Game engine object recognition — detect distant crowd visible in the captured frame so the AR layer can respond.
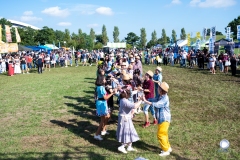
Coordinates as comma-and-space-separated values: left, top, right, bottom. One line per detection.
0, 46, 239, 76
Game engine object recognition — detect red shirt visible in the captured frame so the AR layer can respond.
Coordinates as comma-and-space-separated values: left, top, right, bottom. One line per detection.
143, 79, 154, 99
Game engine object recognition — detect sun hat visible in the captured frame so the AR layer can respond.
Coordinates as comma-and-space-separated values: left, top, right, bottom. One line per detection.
156, 66, 162, 72
130, 59, 135, 63
121, 70, 127, 75
123, 73, 131, 80
158, 82, 169, 93
136, 56, 140, 59
129, 55, 133, 58
146, 70, 153, 77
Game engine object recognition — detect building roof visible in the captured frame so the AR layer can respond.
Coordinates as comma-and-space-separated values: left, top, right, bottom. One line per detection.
8, 19, 40, 30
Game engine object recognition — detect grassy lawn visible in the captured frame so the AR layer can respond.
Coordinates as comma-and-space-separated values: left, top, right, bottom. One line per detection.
0, 63, 240, 160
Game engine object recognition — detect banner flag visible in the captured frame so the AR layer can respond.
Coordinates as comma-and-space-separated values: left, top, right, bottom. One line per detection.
211, 26, 216, 41
237, 25, 240, 40
0, 25, 2, 42
196, 32, 201, 39
5, 25, 12, 42
187, 33, 191, 46
15, 27, 21, 43
202, 28, 207, 41
226, 27, 231, 40
0, 43, 18, 53
208, 37, 214, 53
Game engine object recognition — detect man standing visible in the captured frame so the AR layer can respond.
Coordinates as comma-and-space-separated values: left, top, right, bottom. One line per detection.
133, 56, 142, 75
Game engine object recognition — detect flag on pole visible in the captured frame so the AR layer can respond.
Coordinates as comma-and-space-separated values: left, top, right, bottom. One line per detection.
237, 25, 240, 40
226, 27, 231, 40
203, 28, 207, 41
187, 33, 191, 46
209, 37, 214, 53
15, 27, 21, 43
211, 26, 216, 41
196, 32, 201, 39
5, 25, 12, 42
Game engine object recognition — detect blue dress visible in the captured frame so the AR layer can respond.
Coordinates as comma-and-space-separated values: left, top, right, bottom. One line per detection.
96, 86, 109, 116
153, 73, 162, 97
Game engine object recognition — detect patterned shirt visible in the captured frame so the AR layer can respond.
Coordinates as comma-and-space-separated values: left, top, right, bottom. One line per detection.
149, 94, 171, 124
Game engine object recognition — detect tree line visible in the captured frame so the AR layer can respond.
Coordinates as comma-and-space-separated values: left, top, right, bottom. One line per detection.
1, 16, 237, 51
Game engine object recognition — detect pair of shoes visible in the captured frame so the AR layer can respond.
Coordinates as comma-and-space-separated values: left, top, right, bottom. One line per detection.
101, 131, 110, 136
94, 134, 103, 141
143, 122, 150, 128
159, 150, 170, 157
118, 146, 127, 154
127, 146, 137, 152
153, 119, 158, 125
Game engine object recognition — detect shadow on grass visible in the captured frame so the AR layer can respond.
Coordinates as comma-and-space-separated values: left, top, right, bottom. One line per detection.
50, 119, 119, 154
0, 150, 106, 160
170, 152, 192, 160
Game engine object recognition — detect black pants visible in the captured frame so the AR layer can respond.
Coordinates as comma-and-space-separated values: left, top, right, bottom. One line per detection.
38, 64, 43, 73
231, 66, 236, 76
199, 61, 204, 69
163, 58, 168, 65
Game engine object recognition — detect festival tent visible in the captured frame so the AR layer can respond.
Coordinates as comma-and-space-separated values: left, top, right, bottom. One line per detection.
18, 45, 33, 51
169, 40, 188, 47
107, 42, 126, 48
44, 44, 59, 50
213, 38, 235, 56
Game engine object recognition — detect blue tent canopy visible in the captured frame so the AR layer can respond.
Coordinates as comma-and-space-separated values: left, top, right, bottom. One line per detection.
26, 46, 52, 52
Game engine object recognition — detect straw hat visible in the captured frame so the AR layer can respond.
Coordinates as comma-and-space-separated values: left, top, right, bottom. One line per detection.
129, 55, 133, 58
158, 82, 169, 93
136, 56, 140, 59
146, 70, 153, 77
156, 66, 162, 72
128, 64, 133, 69
123, 74, 131, 80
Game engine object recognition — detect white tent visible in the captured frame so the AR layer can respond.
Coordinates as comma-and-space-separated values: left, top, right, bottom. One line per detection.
107, 42, 126, 48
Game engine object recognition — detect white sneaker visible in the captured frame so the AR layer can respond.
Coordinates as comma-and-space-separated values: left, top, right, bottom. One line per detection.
168, 147, 172, 152
118, 146, 127, 154
159, 150, 170, 157
127, 146, 137, 152
101, 131, 110, 136
94, 134, 103, 141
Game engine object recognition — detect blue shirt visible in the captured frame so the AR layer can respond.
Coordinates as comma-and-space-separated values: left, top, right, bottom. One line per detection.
148, 94, 171, 124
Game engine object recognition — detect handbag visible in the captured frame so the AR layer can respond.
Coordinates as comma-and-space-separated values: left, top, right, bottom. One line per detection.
225, 60, 231, 66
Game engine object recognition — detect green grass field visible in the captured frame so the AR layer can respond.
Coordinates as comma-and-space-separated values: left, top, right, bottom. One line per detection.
0, 63, 240, 160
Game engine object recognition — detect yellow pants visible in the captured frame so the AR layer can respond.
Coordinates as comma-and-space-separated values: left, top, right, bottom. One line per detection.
157, 122, 170, 151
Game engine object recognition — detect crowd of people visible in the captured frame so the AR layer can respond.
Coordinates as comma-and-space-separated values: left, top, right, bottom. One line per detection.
94, 51, 172, 157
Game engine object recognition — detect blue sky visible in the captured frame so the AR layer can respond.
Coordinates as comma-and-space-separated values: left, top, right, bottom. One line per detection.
1, 0, 240, 42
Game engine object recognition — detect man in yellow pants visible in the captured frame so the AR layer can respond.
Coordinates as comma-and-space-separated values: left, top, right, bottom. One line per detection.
143, 82, 172, 157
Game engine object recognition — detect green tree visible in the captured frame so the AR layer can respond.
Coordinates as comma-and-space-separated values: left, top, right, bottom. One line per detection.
113, 26, 120, 42
151, 30, 157, 45
17, 27, 37, 46
140, 28, 147, 49
94, 42, 103, 50
180, 28, 186, 40
172, 29, 177, 43
55, 30, 65, 47
161, 29, 167, 46
146, 40, 155, 48
102, 25, 108, 45
95, 34, 103, 44
64, 29, 71, 46
0, 18, 12, 42
35, 26, 55, 45
226, 15, 240, 39
90, 28, 95, 48
125, 32, 140, 46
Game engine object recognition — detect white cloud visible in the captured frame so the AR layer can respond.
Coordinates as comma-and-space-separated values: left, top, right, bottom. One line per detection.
42, 6, 70, 17
95, 7, 113, 16
87, 23, 99, 28
71, 4, 97, 15
57, 22, 72, 26
190, 0, 236, 8
20, 16, 42, 22
23, 11, 33, 16
171, 0, 181, 4
20, 11, 42, 22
